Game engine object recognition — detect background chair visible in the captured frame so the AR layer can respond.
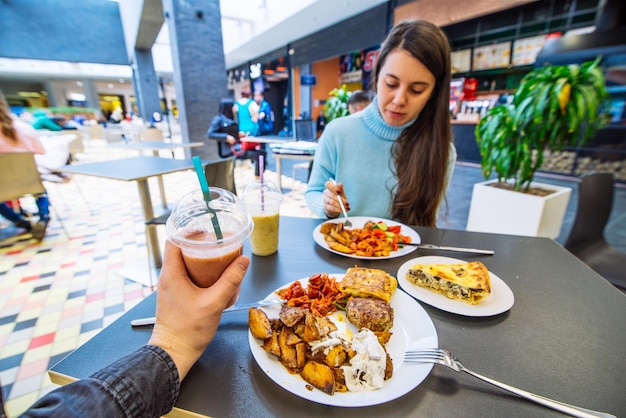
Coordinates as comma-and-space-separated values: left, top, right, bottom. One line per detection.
103, 128, 125, 143
290, 119, 317, 183
564, 172, 626, 291
144, 156, 237, 287
0, 152, 68, 239
140, 127, 164, 142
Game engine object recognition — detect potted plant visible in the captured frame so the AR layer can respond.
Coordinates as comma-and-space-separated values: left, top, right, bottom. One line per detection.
323, 85, 351, 122
467, 57, 610, 238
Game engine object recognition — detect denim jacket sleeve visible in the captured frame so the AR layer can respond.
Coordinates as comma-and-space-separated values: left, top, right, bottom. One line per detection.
19, 345, 180, 418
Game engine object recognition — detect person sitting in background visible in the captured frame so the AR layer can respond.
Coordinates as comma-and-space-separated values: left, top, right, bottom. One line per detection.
51, 115, 78, 130
254, 90, 274, 136
0, 241, 250, 417
207, 98, 266, 178
31, 109, 62, 131
348, 90, 374, 114
0, 91, 51, 240
305, 20, 457, 227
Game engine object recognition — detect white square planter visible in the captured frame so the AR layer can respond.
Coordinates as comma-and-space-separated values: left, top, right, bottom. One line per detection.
466, 179, 572, 239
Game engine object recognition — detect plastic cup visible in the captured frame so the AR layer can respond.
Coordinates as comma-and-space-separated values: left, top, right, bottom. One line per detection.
242, 180, 283, 256
166, 188, 253, 287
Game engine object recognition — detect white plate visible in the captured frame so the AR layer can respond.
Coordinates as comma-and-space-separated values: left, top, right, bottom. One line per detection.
312, 217, 421, 260
397, 256, 514, 317
248, 275, 438, 407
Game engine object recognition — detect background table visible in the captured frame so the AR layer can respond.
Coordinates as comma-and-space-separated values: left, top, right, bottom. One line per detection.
58, 156, 195, 271
49, 217, 626, 417
272, 152, 315, 191
108, 141, 203, 208
109, 140, 204, 156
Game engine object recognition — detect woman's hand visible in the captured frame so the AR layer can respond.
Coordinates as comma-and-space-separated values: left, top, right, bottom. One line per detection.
226, 134, 237, 145
323, 179, 350, 218
148, 241, 250, 380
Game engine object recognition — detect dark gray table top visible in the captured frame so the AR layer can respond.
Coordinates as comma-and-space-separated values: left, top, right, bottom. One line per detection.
57, 156, 196, 182
49, 217, 626, 417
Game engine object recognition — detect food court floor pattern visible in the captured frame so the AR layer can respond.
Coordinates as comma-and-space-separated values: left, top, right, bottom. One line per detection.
1, 142, 625, 416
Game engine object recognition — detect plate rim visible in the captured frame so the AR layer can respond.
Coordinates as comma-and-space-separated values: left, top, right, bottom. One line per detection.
248, 274, 439, 407
312, 216, 422, 260
396, 255, 514, 317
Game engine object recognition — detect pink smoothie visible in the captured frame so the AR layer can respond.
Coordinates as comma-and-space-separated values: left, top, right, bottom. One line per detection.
181, 230, 243, 288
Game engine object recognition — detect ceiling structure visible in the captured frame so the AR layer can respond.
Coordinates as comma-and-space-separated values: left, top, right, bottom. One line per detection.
0, 0, 388, 83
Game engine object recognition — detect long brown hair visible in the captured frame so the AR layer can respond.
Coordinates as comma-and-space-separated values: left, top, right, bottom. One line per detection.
374, 20, 452, 226
0, 90, 17, 142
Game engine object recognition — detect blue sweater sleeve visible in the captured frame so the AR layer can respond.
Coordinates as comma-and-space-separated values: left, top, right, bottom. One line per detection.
19, 345, 180, 418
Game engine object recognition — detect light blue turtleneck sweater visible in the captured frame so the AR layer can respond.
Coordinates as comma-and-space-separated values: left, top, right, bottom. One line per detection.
305, 96, 456, 221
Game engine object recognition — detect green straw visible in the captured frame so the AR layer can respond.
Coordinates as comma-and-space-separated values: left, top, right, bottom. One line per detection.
192, 156, 223, 240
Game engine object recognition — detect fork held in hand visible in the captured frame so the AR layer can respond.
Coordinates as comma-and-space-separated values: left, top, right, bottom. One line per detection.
404, 348, 615, 418
329, 178, 352, 227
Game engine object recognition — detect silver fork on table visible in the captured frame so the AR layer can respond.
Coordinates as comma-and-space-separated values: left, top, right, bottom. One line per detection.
329, 178, 352, 228
404, 348, 615, 418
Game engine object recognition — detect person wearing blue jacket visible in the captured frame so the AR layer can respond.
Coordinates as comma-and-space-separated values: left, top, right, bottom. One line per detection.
254, 90, 274, 135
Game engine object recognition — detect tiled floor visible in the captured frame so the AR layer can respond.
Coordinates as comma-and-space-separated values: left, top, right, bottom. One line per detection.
0, 142, 624, 416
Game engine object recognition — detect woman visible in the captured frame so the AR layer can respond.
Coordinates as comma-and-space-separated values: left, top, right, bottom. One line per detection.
0, 91, 51, 240
206, 98, 266, 178
305, 20, 456, 227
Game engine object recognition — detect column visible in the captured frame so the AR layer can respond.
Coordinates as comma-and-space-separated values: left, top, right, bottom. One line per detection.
82, 79, 100, 112
132, 49, 162, 123
163, 0, 228, 160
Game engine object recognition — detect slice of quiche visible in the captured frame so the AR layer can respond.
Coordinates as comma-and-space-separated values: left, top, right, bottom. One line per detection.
406, 261, 491, 305
339, 267, 398, 302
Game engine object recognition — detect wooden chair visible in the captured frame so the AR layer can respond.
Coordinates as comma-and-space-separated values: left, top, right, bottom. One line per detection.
0, 152, 68, 239
84, 124, 105, 140
564, 172, 626, 290
103, 128, 125, 143
144, 157, 237, 286
140, 127, 164, 141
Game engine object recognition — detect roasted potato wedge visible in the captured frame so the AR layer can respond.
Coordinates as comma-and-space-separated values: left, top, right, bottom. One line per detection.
301, 361, 335, 395
327, 241, 354, 254
303, 313, 320, 342
285, 327, 302, 345
262, 332, 281, 357
319, 222, 336, 235
374, 331, 393, 345
332, 367, 347, 392
278, 327, 298, 369
249, 308, 272, 339
385, 351, 393, 380
295, 341, 307, 369
279, 305, 307, 327
325, 345, 347, 368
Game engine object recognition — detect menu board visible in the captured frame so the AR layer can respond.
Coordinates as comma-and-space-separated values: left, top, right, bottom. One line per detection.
451, 49, 472, 74
512, 35, 547, 66
473, 42, 511, 70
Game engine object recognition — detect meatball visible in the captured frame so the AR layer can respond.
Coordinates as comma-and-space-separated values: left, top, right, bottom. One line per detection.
345, 297, 394, 332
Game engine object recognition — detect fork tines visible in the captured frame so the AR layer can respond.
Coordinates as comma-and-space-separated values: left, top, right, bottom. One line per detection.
403, 348, 447, 362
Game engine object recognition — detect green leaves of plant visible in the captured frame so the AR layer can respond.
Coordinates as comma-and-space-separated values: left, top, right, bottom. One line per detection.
323, 85, 351, 122
475, 57, 609, 191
